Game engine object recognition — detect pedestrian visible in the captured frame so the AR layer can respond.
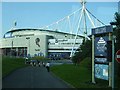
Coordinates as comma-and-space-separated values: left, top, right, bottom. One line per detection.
33, 62, 36, 66
46, 62, 50, 72
38, 61, 41, 67
25, 57, 28, 64
30, 60, 33, 66
42, 62, 45, 67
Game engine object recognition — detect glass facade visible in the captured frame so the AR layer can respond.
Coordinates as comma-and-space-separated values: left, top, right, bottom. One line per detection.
2, 47, 27, 57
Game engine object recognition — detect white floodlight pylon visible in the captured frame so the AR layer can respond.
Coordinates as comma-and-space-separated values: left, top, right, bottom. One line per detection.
70, 0, 101, 57
70, 5, 84, 57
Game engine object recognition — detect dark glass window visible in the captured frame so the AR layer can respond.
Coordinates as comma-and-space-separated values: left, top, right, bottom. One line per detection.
4, 32, 12, 38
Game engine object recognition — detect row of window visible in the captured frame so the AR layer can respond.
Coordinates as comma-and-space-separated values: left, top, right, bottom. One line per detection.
48, 48, 77, 50
48, 42, 80, 45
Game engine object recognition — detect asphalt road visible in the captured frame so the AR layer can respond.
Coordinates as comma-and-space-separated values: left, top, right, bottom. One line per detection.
2, 66, 71, 88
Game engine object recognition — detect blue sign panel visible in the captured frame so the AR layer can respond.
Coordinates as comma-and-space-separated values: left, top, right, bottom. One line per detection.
95, 58, 108, 64
95, 64, 108, 80
95, 36, 108, 56
92, 25, 113, 35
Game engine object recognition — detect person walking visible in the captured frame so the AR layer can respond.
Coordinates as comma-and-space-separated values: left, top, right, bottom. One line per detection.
38, 61, 41, 67
42, 62, 45, 67
25, 57, 28, 64
46, 62, 50, 72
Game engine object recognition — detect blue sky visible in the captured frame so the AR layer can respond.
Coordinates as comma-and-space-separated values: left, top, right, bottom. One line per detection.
2, 2, 118, 38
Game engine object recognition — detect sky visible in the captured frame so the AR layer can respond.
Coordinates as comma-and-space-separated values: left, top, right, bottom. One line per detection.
1, 1, 118, 38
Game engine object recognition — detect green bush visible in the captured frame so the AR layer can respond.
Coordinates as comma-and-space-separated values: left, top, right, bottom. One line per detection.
72, 39, 92, 65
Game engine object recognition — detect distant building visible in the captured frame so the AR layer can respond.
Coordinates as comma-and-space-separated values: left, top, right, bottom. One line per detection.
0, 28, 84, 60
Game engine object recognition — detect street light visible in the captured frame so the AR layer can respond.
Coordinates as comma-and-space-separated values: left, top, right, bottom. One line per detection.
11, 40, 13, 57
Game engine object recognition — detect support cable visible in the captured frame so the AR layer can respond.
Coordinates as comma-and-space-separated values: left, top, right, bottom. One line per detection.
86, 8, 105, 26
41, 8, 82, 30
70, 7, 84, 57
85, 8, 96, 28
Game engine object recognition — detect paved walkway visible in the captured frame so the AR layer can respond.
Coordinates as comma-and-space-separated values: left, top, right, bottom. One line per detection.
2, 66, 71, 88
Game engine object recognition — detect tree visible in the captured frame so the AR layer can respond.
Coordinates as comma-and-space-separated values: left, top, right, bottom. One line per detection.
72, 38, 92, 65
111, 12, 120, 89
80, 39, 92, 60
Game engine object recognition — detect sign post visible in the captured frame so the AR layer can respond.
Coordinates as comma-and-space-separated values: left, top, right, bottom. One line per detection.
108, 33, 112, 87
92, 35, 95, 83
92, 25, 113, 87
112, 36, 115, 89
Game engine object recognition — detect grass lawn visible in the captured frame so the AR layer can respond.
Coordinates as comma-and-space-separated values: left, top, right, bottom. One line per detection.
51, 57, 110, 88
2, 56, 28, 78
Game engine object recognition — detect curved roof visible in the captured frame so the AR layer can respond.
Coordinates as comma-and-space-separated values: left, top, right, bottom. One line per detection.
6, 28, 55, 33
4, 28, 84, 38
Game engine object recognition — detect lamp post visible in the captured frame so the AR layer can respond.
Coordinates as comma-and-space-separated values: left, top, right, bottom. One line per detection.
11, 40, 13, 57
110, 22, 116, 90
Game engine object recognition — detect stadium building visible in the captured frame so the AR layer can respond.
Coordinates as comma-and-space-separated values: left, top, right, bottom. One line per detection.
0, 28, 84, 60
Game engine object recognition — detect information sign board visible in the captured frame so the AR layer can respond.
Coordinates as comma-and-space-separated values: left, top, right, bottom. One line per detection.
95, 64, 108, 80
92, 25, 113, 35
95, 58, 108, 64
95, 36, 108, 57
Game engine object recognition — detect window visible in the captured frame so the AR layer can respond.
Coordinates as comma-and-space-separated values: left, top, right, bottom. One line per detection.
4, 32, 12, 38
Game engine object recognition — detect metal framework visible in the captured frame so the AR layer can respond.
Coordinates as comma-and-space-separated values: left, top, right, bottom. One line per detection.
40, 0, 105, 57
70, 0, 105, 57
